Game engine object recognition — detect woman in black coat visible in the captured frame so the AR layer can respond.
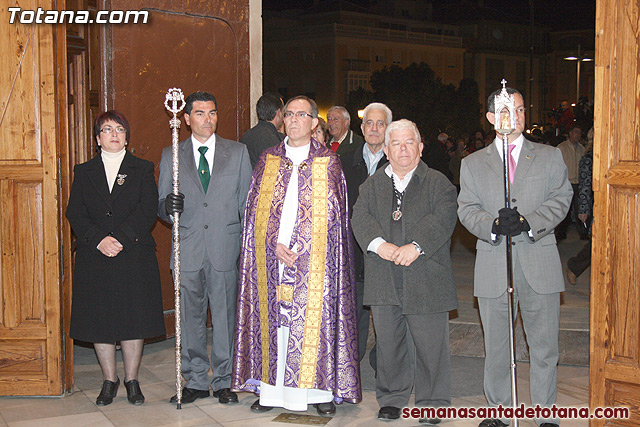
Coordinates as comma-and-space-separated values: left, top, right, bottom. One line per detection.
66, 111, 164, 406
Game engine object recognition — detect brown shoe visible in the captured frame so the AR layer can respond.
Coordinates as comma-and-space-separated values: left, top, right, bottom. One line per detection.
566, 267, 577, 285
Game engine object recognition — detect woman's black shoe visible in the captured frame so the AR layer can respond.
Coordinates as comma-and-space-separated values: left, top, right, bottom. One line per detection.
124, 379, 145, 405
96, 377, 120, 406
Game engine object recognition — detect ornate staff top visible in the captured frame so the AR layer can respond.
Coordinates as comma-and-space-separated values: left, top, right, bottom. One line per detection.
164, 88, 186, 128
494, 79, 516, 134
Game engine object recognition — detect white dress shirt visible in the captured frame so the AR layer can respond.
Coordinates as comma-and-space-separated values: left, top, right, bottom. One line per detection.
191, 133, 216, 173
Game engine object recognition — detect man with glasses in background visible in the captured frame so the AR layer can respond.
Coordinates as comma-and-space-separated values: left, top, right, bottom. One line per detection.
232, 95, 361, 416
340, 102, 393, 376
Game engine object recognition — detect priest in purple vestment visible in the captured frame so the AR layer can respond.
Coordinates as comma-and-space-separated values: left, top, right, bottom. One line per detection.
231, 95, 361, 417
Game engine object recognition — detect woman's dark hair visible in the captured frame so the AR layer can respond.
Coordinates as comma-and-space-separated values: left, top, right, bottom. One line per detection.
93, 110, 130, 143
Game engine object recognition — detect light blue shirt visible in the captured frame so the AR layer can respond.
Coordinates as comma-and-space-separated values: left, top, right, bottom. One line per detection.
362, 144, 385, 176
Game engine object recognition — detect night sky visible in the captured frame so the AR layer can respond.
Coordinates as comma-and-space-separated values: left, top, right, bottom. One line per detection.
262, 0, 596, 31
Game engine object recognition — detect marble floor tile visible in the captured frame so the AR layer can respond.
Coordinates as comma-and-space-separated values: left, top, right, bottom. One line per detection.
101, 401, 216, 426
0, 392, 97, 423
8, 411, 113, 427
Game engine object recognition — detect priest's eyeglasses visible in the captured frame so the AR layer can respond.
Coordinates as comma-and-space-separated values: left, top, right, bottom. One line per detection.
100, 126, 127, 134
284, 111, 314, 119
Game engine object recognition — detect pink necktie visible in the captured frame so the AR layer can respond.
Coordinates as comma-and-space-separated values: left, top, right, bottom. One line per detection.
508, 144, 516, 184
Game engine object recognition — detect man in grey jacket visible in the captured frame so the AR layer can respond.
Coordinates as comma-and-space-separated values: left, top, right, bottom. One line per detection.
457, 87, 572, 427
352, 119, 458, 424
159, 91, 252, 405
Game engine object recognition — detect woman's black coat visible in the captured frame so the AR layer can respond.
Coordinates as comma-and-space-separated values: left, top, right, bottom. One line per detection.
66, 151, 164, 342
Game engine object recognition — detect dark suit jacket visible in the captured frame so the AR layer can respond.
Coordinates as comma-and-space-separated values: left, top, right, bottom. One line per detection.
240, 120, 284, 168
158, 135, 252, 272
351, 161, 458, 314
328, 129, 364, 155
340, 146, 387, 281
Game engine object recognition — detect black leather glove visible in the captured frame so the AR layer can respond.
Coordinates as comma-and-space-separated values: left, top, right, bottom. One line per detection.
492, 207, 530, 236
165, 192, 185, 216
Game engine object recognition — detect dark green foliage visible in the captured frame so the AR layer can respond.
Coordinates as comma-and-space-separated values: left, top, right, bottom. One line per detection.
347, 63, 482, 140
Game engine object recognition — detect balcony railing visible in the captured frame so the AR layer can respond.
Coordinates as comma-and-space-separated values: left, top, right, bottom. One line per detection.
265, 23, 463, 47
343, 58, 371, 71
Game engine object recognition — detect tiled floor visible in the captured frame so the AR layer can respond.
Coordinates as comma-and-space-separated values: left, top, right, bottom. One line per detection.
0, 225, 591, 426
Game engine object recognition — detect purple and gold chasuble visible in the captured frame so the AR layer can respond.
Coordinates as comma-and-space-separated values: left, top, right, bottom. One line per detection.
231, 139, 361, 404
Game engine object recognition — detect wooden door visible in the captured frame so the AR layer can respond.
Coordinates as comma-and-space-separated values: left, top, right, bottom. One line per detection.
590, 0, 640, 424
104, 1, 252, 335
0, 1, 67, 395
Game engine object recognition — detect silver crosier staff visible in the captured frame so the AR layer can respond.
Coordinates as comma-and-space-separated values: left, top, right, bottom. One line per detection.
493, 79, 519, 427
164, 88, 186, 410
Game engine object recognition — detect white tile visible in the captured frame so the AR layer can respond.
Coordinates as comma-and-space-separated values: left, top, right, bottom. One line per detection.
101, 401, 215, 426
8, 411, 112, 427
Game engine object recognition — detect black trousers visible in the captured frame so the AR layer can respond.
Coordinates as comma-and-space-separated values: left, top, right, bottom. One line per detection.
568, 239, 592, 277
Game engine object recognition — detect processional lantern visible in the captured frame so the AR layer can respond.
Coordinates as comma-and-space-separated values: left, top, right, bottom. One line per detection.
495, 78, 519, 427
494, 79, 516, 135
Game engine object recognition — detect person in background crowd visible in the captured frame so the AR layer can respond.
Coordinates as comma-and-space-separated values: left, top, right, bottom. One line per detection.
423, 132, 453, 180
313, 116, 330, 144
567, 127, 594, 284
340, 102, 394, 376
556, 100, 575, 136
240, 92, 285, 168
326, 105, 364, 155
556, 123, 587, 241
449, 138, 469, 193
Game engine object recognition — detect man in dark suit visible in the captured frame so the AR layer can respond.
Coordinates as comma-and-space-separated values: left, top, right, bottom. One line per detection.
352, 119, 458, 424
327, 105, 364, 155
240, 92, 284, 168
457, 87, 572, 427
158, 91, 252, 405
340, 102, 392, 373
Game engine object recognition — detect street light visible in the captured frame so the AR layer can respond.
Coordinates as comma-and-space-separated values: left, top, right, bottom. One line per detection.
563, 43, 593, 104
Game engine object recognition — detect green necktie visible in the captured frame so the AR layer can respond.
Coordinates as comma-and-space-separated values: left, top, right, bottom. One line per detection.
198, 146, 210, 193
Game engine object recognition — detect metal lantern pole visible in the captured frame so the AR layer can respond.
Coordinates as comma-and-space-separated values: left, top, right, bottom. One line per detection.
494, 79, 519, 427
164, 88, 186, 410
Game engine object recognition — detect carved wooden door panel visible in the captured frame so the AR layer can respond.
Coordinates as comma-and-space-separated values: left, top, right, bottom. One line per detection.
0, 1, 65, 395
590, 0, 640, 424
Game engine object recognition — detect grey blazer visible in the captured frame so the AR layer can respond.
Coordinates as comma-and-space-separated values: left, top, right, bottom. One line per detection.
158, 135, 252, 272
351, 161, 458, 315
457, 138, 573, 298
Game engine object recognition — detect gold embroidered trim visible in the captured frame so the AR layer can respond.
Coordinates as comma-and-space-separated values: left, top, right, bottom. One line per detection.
256, 154, 279, 380
299, 157, 329, 388
276, 285, 293, 302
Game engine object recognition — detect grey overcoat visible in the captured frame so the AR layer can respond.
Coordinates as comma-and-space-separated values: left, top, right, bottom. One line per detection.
351, 161, 458, 314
